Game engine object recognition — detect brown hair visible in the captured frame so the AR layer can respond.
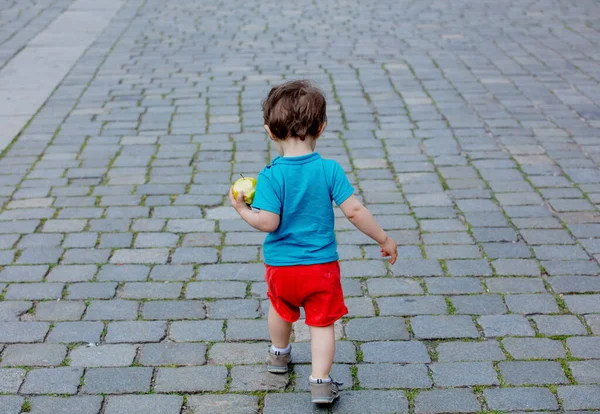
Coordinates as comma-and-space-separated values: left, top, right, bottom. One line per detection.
262, 80, 327, 140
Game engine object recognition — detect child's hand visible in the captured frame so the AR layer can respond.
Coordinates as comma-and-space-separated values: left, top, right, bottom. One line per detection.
379, 237, 398, 265
229, 187, 250, 213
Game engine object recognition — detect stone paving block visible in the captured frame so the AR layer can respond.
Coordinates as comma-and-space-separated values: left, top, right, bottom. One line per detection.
330, 390, 408, 414
187, 394, 259, 414
34, 301, 85, 321
0, 301, 32, 321
550, 276, 600, 293
105, 321, 166, 343
377, 296, 447, 316
70, 344, 137, 367
451, 294, 507, 315
208, 342, 268, 365
436, 340, 506, 362
0, 322, 49, 343
431, 362, 499, 386
226, 319, 270, 341
358, 363, 432, 389
63, 232, 98, 248
104, 395, 182, 414
486, 277, 546, 293
0, 265, 48, 282
16, 247, 63, 264
82, 367, 152, 394
389, 260, 443, 277
567, 337, 600, 359
411, 315, 479, 339
502, 337, 566, 359
169, 320, 224, 342
345, 297, 376, 317
5, 282, 63, 299
208, 299, 260, 319
569, 361, 600, 385
21, 367, 83, 394
425, 277, 483, 294
262, 393, 324, 414
110, 248, 169, 264
186, 281, 247, 298
120, 282, 182, 299
171, 247, 218, 264
362, 341, 430, 363
492, 259, 541, 276
505, 294, 559, 314
155, 366, 227, 392
345, 317, 408, 341
142, 300, 205, 320
100, 233, 133, 248
586, 314, 600, 334
445, 259, 493, 276
367, 278, 423, 296
543, 260, 600, 275
340, 260, 387, 277
197, 263, 265, 281
62, 248, 111, 264
85, 300, 138, 320
290, 341, 356, 364
564, 294, 600, 314
150, 265, 194, 281
485, 387, 558, 411
67, 282, 117, 299
230, 365, 288, 391
139, 343, 206, 366
1, 344, 66, 366
478, 315, 535, 337
534, 245, 589, 260
483, 242, 532, 258
0, 368, 26, 393
0, 396, 24, 414
29, 396, 103, 414
532, 315, 588, 336
97, 264, 149, 281
415, 389, 481, 414
47, 265, 97, 282
500, 361, 568, 385
472, 227, 518, 243
47, 321, 103, 343
558, 386, 600, 410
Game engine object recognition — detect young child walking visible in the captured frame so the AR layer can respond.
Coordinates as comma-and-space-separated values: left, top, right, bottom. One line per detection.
229, 80, 398, 404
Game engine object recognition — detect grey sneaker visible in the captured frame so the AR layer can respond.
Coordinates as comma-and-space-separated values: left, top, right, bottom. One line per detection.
266, 346, 291, 373
310, 377, 342, 404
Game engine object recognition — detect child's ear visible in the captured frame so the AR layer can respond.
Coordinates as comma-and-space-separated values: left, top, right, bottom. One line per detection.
264, 125, 277, 141
314, 122, 327, 140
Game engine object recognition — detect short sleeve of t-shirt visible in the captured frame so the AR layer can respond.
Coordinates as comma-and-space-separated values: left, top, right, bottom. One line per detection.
251, 170, 282, 215
330, 161, 354, 206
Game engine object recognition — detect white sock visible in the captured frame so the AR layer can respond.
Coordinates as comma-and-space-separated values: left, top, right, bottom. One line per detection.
309, 375, 331, 383
271, 344, 291, 354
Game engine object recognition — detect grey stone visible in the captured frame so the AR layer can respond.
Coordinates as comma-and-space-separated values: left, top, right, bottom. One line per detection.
532, 315, 588, 336
29, 396, 103, 414
17, 247, 63, 264
340, 260, 387, 277
558, 386, 600, 410
5, 283, 63, 300
142, 300, 205, 320
500, 361, 568, 385
230, 365, 289, 391
208, 342, 269, 365
411, 315, 479, 339
208, 299, 260, 319
34, 301, 85, 321
486, 277, 546, 293
100, 233, 133, 248
226, 319, 270, 341
70, 344, 137, 367
262, 393, 324, 414
169, 320, 224, 342
431, 362, 499, 386
445, 259, 492, 276
388, 260, 443, 277
564, 294, 600, 314
505, 294, 559, 314
47, 322, 103, 343
367, 278, 424, 296
586, 315, 600, 335
451, 295, 507, 315
358, 363, 432, 388
0, 302, 32, 321
492, 259, 541, 276
85, 300, 138, 320
1, 344, 66, 366
140, 343, 206, 366
502, 337, 566, 359
0, 368, 26, 393
104, 395, 182, 414
377, 296, 447, 316
345, 317, 409, 341
0, 265, 48, 282
362, 341, 430, 363
186, 281, 247, 298
63, 233, 98, 248
154, 366, 227, 392
105, 321, 166, 343
436, 340, 506, 362
150, 265, 194, 281
120, 282, 182, 299
187, 394, 259, 414
0, 396, 24, 414
292, 341, 356, 364
330, 390, 408, 414
0, 322, 49, 343
110, 249, 169, 264
68, 282, 117, 299
21, 367, 83, 394
415, 389, 481, 414
425, 277, 483, 294
62, 248, 110, 264
478, 315, 535, 337
98, 265, 149, 281
570, 361, 600, 385
485, 388, 558, 411
82, 368, 152, 394
567, 337, 600, 359
47, 265, 97, 282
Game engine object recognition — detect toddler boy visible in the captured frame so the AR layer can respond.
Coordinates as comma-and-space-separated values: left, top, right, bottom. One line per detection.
229, 80, 398, 404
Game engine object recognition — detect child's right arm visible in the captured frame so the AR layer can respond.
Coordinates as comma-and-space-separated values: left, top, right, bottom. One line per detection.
339, 195, 398, 264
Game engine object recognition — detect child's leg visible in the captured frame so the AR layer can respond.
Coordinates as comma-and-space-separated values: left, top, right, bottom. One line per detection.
268, 303, 293, 348
309, 323, 335, 378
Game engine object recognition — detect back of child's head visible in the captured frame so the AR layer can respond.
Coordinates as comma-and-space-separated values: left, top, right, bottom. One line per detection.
263, 80, 327, 141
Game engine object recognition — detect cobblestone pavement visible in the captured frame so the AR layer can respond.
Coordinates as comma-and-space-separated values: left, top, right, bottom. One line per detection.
0, 0, 600, 413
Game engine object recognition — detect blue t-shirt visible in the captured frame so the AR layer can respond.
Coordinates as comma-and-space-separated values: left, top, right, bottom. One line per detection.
251, 152, 354, 266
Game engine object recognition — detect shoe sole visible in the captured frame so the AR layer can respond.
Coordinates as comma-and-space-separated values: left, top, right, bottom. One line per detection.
312, 394, 340, 404
267, 365, 289, 373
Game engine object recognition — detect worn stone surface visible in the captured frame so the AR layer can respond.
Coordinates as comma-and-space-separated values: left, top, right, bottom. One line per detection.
0, 0, 599, 406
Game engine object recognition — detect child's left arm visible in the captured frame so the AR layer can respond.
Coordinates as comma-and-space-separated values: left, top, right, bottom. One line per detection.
229, 188, 280, 232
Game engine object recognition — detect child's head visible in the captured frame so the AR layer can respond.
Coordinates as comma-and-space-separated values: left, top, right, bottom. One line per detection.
262, 80, 327, 142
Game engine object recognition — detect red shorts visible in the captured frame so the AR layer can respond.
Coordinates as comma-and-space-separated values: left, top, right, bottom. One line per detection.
265, 261, 348, 327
